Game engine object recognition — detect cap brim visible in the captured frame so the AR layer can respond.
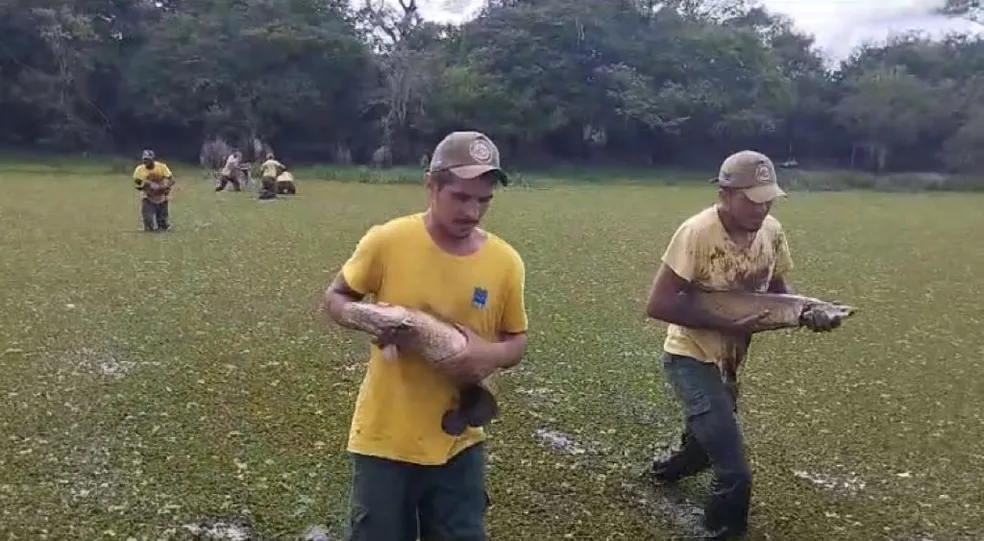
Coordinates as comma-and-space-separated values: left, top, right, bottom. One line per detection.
742, 183, 786, 204
449, 165, 509, 186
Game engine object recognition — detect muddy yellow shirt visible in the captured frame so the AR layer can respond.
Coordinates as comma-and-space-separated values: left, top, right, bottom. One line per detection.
132, 162, 174, 203
259, 159, 284, 179
341, 212, 528, 466
661, 205, 793, 375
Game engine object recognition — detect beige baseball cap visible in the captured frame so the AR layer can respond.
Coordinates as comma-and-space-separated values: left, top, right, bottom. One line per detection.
710, 150, 786, 204
428, 131, 508, 186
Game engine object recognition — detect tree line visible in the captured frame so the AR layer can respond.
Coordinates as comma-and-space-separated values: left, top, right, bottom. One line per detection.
1, 0, 983, 174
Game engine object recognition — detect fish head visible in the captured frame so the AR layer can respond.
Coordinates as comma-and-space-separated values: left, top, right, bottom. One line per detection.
800, 300, 857, 329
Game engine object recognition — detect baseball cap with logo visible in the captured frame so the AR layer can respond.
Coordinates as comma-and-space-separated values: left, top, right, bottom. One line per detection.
141, 149, 155, 161
428, 131, 508, 186
710, 150, 786, 204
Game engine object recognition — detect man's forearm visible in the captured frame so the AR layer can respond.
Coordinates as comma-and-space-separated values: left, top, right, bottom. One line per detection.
484, 334, 527, 370
652, 293, 746, 333
322, 289, 362, 330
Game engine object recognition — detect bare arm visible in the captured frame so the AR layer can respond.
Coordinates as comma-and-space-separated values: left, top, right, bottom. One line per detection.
489, 331, 527, 369
321, 272, 366, 330
645, 263, 754, 333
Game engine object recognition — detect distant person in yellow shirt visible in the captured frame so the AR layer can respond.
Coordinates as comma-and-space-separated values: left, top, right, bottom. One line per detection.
132, 149, 175, 232
321, 131, 528, 541
258, 153, 286, 200
643, 150, 841, 539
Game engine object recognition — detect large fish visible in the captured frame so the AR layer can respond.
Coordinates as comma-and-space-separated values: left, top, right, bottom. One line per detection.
341, 302, 498, 436
687, 289, 856, 332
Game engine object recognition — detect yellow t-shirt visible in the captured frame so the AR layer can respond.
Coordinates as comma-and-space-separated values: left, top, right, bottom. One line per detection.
132, 162, 174, 203
259, 159, 284, 179
340, 212, 529, 466
661, 205, 793, 375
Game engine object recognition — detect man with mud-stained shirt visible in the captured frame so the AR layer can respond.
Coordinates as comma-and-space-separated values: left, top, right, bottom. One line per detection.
643, 150, 841, 539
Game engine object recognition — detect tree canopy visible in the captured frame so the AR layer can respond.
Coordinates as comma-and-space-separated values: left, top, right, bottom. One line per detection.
1, 0, 983, 173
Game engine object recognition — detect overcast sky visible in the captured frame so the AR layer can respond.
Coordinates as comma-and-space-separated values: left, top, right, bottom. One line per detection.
411, 0, 983, 63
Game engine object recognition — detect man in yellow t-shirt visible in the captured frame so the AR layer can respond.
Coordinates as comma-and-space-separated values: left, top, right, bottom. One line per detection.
643, 150, 841, 539
258, 153, 285, 200
132, 149, 175, 232
322, 131, 528, 541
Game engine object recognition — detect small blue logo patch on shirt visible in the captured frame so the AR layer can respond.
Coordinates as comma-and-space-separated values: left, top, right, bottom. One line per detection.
472, 287, 488, 309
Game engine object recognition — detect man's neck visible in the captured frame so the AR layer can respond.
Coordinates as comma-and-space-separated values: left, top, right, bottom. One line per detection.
423, 211, 485, 257
715, 205, 755, 247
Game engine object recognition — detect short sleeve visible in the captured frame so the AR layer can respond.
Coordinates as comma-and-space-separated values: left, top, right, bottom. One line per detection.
660, 221, 700, 282
500, 253, 528, 334
133, 166, 145, 183
340, 226, 385, 295
773, 227, 794, 279
160, 163, 174, 178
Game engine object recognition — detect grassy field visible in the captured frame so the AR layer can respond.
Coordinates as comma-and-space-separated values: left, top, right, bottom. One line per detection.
1, 165, 982, 541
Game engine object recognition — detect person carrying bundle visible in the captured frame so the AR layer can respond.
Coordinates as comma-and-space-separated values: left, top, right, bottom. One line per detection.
215, 150, 243, 192
132, 149, 175, 232
275, 170, 297, 195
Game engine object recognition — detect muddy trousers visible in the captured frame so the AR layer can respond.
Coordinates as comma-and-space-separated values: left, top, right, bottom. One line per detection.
651, 353, 750, 538
259, 176, 277, 200
215, 174, 241, 192
345, 443, 490, 541
141, 199, 169, 231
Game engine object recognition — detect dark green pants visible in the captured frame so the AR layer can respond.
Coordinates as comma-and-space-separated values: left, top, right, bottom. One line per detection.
651, 353, 750, 538
141, 199, 169, 231
259, 176, 277, 200
345, 443, 489, 541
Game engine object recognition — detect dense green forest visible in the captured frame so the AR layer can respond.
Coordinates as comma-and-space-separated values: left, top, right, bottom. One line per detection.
1, 0, 983, 173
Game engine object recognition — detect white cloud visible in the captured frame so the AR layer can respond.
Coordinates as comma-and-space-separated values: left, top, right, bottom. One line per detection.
761, 0, 983, 61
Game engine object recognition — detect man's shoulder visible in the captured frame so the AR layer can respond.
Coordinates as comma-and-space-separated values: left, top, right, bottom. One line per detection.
763, 214, 783, 229
674, 205, 718, 237
483, 232, 524, 270
761, 215, 785, 238
360, 212, 424, 243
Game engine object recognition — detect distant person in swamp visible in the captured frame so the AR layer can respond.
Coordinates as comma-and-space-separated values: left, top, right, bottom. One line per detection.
258, 152, 287, 200
132, 149, 175, 232
216, 150, 243, 192
643, 150, 842, 539
275, 170, 297, 196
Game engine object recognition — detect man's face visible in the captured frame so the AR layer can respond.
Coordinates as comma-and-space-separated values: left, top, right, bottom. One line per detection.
143, 158, 155, 169
427, 172, 496, 239
720, 188, 773, 232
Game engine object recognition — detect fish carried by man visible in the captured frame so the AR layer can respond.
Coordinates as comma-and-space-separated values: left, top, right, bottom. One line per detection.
686, 288, 856, 333
339, 301, 499, 436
